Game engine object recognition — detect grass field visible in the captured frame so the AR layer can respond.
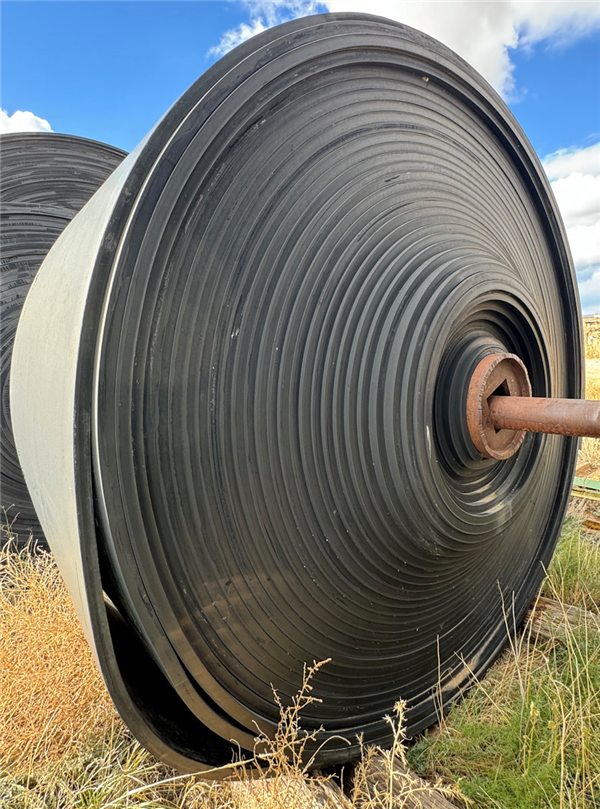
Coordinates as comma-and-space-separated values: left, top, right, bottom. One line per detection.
581, 331, 600, 466
408, 520, 600, 808
1, 319, 599, 809
584, 317, 600, 361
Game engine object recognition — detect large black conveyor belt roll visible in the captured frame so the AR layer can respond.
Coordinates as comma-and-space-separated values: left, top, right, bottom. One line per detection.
11, 14, 582, 773
1, 133, 126, 543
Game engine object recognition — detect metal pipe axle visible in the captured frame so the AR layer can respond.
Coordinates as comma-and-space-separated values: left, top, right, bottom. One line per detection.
488, 395, 600, 438
467, 352, 599, 460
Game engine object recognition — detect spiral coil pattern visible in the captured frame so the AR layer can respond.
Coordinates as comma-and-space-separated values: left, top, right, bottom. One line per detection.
0, 133, 126, 541
1, 133, 127, 211
11, 14, 582, 772
1, 206, 70, 540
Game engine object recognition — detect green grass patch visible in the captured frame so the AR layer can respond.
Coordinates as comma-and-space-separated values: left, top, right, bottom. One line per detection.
542, 516, 600, 610
408, 520, 600, 809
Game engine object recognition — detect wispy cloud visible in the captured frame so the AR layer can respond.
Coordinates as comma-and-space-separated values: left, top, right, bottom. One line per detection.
0, 109, 52, 134
208, 18, 268, 58
543, 143, 600, 182
208, 1, 325, 58
543, 142, 600, 315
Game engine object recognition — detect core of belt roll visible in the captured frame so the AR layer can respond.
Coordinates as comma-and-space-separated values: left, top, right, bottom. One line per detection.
0, 133, 126, 542
10, 13, 582, 772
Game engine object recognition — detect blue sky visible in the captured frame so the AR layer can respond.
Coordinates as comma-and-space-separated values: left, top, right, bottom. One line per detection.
1, 1, 599, 312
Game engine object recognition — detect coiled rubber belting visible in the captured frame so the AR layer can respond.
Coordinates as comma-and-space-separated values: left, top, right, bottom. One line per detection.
1, 133, 127, 211
1, 133, 126, 541
11, 14, 582, 772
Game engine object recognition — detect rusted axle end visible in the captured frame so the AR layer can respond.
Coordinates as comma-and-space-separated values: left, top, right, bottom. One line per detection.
489, 396, 600, 439
467, 353, 600, 460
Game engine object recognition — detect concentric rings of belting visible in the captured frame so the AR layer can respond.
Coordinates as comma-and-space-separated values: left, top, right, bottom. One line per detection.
0, 134, 126, 542
0, 132, 126, 211
1, 206, 71, 541
11, 14, 582, 772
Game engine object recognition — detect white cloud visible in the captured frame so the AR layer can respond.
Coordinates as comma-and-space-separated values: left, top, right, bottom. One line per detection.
245, 0, 324, 27
0, 109, 52, 134
543, 144, 600, 315
513, 1, 600, 51
565, 221, 600, 271
208, 18, 268, 58
207, 0, 313, 60
543, 143, 600, 182
551, 174, 600, 231
212, 1, 600, 98
209, 1, 323, 58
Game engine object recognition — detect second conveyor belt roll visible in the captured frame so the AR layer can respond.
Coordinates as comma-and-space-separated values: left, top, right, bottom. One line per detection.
11, 13, 582, 771
1, 133, 126, 542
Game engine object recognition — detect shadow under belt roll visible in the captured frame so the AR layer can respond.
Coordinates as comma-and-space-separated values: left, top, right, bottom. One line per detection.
0, 133, 126, 542
10, 13, 583, 772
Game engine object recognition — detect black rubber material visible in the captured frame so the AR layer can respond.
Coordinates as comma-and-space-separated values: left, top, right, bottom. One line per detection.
1, 205, 70, 541
0, 134, 126, 542
1, 133, 126, 212
11, 14, 583, 772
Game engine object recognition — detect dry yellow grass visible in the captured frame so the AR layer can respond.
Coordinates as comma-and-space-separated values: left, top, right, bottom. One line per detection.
0, 542, 458, 808
584, 317, 600, 360
579, 321, 600, 467
0, 542, 118, 775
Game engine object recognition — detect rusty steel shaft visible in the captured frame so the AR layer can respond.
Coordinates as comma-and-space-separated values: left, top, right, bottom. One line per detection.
489, 395, 600, 438
467, 352, 600, 460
